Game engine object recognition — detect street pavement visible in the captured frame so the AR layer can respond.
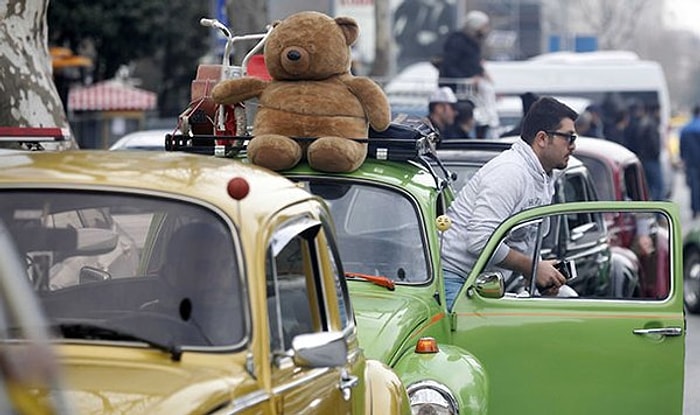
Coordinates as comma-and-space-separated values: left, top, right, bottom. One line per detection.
670, 170, 699, 415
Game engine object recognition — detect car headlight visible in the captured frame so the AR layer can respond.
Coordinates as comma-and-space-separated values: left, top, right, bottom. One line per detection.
406, 380, 459, 415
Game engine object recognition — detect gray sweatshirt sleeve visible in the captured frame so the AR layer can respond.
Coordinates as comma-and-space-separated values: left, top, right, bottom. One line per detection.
463, 161, 526, 264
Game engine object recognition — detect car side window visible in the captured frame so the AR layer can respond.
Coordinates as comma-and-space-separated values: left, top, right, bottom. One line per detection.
577, 155, 614, 201
622, 164, 645, 201
267, 219, 329, 354
323, 225, 351, 331
497, 209, 671, 301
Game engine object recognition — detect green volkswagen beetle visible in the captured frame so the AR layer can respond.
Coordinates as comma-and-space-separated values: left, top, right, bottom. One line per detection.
168, 126, 686, 415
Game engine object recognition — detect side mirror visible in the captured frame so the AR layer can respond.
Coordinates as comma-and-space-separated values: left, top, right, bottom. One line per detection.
473, 272, 505, 299
292, 331, 347, 368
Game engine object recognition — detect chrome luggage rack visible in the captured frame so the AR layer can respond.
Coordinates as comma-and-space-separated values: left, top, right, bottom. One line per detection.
164, 120, 455, 189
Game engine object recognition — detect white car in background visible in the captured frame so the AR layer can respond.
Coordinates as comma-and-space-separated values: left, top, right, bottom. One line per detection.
109, 129, 171, 151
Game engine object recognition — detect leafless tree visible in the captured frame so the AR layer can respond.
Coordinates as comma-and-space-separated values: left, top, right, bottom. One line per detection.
0, 0, 75, 148
371, 0, 392, 77
574, 0, 651, 49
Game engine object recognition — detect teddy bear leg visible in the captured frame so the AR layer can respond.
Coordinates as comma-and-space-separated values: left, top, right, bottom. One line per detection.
307, 136, 367, 173
247, 134, 302, 171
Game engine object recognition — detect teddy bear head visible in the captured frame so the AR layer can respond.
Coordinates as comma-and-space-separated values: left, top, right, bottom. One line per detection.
264, 11, 359, 81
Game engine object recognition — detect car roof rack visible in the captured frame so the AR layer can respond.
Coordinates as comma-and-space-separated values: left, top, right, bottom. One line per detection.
436, 137, 517, 151
0, 127, 71, 150
165, 121, 455, 189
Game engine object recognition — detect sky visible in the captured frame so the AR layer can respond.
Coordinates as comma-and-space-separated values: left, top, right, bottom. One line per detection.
665, 0, 700, 35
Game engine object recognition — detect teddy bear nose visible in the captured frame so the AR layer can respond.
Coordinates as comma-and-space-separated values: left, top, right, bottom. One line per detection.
287, 50, 302, 61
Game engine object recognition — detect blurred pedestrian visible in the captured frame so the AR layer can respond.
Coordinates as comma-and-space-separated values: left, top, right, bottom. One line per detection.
500, 92, 539, 138
438, 10, 499, 138
575, 110, 594, 137
680, 105, 700, 218
604, 107, 629, 146
624, 102, 664, 200
438, 10, 490, 91
426, 86, 458, 140
584, 105, 604, 137
443, 100, 476, 139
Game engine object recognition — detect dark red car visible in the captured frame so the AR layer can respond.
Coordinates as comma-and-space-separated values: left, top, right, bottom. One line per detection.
574, 137, 670, 298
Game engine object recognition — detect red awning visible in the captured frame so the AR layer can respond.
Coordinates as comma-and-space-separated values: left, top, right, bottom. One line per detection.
68, 81, 157, 112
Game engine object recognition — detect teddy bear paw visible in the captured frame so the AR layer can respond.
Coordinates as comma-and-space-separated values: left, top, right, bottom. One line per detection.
307, 136, 367, 173
248, 134, 303, 171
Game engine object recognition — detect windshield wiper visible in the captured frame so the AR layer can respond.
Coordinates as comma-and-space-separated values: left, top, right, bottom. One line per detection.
345, 272, 395, 291
56, 322, 183, 361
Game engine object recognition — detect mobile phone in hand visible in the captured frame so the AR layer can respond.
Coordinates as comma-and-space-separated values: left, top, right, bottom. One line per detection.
555, 260, 576, 280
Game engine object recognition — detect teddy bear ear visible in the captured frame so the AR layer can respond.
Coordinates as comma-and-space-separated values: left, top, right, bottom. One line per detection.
334, 16, 359, 46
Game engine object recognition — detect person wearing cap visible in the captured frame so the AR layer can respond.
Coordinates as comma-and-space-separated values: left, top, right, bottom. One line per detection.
427, 86, 458, 139
438, 10, 491, 85
438, 10, 499, 138
441, 97, 579, 310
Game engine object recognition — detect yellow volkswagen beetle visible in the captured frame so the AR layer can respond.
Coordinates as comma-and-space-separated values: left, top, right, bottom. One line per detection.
0, 150, 410, 414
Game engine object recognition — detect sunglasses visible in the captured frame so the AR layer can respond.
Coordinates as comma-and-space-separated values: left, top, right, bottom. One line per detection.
545, 131, 577, 145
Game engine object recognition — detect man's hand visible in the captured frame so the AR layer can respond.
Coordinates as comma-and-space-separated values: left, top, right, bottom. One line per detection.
535, 259, 567, 295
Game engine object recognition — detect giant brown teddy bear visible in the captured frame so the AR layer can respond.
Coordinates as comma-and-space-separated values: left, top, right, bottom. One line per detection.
211, 11, 391, 173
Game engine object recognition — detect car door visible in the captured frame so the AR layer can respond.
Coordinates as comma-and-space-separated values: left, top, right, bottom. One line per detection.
545, 169, 611, 296
451, 202, 684, 415
266, 215, 364, 414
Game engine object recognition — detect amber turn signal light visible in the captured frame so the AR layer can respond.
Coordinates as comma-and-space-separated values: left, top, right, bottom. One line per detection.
415, 337, 439, 354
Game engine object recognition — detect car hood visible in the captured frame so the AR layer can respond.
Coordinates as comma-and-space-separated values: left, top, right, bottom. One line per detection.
349, 285, 433, 365
59, 346, 249, 414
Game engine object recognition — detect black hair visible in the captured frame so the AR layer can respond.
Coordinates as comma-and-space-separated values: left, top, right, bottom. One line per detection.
693, 105, 700, 117
520, 97, 578, 144
454, 100, 474, 124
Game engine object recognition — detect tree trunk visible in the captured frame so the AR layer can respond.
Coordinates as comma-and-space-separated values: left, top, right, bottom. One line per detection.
370, 0, 392, 78
0, 0, 76, 148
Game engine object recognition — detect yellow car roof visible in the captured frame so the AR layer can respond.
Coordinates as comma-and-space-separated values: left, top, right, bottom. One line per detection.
0, 150, 311, 223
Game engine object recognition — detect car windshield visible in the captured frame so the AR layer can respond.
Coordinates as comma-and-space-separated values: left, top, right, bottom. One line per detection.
301, 180, 429, 284
1, 190, 246, 349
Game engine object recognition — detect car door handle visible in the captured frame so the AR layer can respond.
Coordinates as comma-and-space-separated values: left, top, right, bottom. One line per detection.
633, 327, 683, 337
339, 370, 359, 401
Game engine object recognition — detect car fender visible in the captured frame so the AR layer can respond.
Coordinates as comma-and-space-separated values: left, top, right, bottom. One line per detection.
392, 343, 488, 414
364, 359, 411, 414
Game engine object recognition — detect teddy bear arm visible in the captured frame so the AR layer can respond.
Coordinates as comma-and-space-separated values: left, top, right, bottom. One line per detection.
344, 77, 391, 132
211, 77, 268, 105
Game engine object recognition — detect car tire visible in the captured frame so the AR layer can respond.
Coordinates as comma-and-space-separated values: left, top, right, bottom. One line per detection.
684, 248, 700, 314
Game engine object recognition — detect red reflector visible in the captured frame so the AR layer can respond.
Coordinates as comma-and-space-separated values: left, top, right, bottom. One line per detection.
415, 337, 439, 354
227, 177, 250, 200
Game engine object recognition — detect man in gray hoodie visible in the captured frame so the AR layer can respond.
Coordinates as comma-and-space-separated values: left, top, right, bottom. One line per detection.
442, 97, 578, 309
